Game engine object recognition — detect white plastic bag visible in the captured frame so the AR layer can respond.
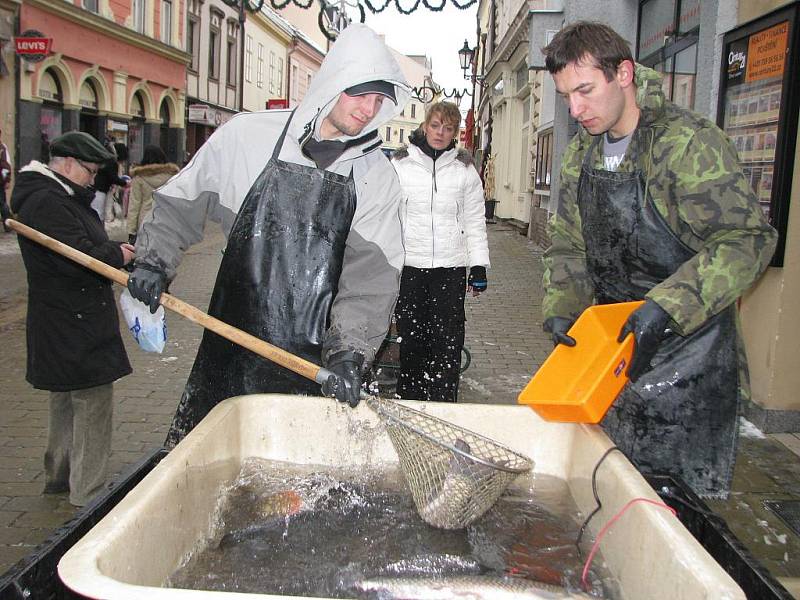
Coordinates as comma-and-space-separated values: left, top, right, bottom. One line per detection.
119, 288, 167, 353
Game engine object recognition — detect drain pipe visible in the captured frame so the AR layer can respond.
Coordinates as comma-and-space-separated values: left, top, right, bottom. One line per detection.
238, 0, 246, 112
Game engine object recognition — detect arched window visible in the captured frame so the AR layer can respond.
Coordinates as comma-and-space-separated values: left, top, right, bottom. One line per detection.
39, 69, 64, 152
38, 69, 63, 103
159, 100, 171, 156
129, 92, 147, 164
79, 79, 99, 110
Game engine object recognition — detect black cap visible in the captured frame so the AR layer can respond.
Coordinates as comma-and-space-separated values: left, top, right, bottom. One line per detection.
49, 131, 115, 163
344, 80, 397, 104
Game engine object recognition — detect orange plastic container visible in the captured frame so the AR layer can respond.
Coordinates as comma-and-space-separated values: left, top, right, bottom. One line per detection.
518, 300, 644, 423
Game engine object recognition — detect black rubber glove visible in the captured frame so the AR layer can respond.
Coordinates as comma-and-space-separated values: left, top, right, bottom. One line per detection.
617, 299, 671, 382
468, 266, 488, 293
127, 264, 167, 314
321, 350, 364, 407
543, 316, 576, 347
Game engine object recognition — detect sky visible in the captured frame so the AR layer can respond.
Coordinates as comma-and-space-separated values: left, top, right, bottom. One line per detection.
345, 1, 479, 110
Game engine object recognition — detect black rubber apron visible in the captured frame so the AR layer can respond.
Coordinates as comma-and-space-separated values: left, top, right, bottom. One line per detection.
578, 135, 739, 499
166, 112, 356, 447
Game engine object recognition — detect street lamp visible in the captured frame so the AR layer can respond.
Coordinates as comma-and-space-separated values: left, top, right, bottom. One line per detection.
458, 40, 474, 79
458, 39, 485, 86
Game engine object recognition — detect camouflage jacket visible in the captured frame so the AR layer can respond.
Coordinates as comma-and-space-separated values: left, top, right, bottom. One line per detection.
543, 64, 777, 336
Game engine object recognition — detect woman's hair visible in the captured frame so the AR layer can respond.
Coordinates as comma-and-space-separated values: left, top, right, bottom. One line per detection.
542, 21, 633, 82
113, 142, 129, 162
140, 145, 168, 166
424, 101, 462, 131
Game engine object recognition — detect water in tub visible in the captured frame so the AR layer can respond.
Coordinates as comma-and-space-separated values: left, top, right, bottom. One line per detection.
166, 458, 617, 598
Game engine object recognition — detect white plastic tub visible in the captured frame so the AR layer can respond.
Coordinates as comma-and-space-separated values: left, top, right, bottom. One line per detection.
58, 395, 745, 599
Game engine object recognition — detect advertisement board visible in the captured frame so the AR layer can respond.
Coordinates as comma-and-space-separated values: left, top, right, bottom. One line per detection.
718, 4, 800, 266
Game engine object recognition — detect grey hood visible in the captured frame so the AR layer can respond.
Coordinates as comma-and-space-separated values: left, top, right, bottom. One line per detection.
290, 23, 411, 144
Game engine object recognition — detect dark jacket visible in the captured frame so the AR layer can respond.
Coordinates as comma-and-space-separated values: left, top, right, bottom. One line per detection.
11, 161, 132, 391
93, 158, 127, 193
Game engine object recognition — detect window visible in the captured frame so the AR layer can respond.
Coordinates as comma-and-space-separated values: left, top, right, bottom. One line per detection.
410, 103, 416, 119
132, 92, 146, 118
161, 0, 172, 44
83, 0, 99, 13
277, 57, 284, 96
132, 0, 145, 33
226, 20, 238, 87
257, 44, 264, 88
400, 108, 404, 117
534, 128, 553, 191
187, 15, 200, 72
399, 129, 405, 143
638, 0, 700, 110
79, 80, 98, 109
269, 52, 276, 95
291, 63, 298, 100
245, 36, 253, 82
38, 69, 63, 102
208, 14, 221, 80
515, 64, 528, 92
226, 37, 237, 85
385, 126, 391, 141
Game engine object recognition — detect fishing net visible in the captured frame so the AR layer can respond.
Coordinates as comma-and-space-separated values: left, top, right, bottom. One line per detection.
367, 396, 533, 530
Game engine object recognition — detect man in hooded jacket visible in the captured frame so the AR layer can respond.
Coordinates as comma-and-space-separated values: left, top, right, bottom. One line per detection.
127, 24, 411, 446
11, 131, 135, 506
541, 22, 777, 499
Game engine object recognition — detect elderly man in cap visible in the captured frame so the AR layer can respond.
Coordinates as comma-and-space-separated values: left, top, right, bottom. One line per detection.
128, 24, 410, 446
10, 131, 136, 506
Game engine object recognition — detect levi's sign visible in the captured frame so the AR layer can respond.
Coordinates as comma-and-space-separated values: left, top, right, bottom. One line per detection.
14, 30, 52, 62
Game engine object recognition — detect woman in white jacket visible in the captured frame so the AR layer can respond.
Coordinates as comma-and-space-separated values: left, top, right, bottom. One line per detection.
391, 102, 490, 402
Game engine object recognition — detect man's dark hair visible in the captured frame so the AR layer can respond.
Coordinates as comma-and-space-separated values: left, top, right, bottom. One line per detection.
542, 21, 633, 81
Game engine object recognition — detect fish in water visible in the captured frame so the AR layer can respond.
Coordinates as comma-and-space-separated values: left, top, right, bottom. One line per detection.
216, 489, 302, 548
355, 574, 593, 599
418, 439, 497, 529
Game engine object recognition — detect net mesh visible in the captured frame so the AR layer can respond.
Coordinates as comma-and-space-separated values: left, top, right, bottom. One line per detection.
367, 396, 533, 530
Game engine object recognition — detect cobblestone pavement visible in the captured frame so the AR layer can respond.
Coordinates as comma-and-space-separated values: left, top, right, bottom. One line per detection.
0, 219, 798, 596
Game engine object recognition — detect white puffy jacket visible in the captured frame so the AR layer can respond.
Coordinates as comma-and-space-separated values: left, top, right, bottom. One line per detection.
392, 143, 490, 269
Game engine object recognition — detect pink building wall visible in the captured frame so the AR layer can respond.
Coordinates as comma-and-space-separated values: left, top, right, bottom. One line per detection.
22, 4, 185, 92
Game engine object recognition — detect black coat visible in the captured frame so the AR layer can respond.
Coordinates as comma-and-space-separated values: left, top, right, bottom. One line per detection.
11, 164, 132, 391
94, 158, 127, 194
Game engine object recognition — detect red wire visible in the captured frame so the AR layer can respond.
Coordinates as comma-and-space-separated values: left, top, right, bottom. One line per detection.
580, 497, 677, 590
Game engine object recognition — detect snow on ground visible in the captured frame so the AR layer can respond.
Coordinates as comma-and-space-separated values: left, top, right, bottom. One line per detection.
738, 416, 766, 439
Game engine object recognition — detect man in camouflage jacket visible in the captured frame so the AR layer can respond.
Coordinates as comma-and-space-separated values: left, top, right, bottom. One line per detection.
541, 22, 776, 498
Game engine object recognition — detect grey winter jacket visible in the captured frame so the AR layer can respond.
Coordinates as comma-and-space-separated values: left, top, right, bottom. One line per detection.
135, 24, 411, 363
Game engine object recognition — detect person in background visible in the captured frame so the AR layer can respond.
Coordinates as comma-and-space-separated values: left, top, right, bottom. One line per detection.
541, 21, 777, 498
40, 132, 51, 164
127, 24, 410, 446
0, 129, 12, 232
91, 140, 130, 222
126, 145, 179, 245
391, 101, 490, 403
10, 131, 135, 507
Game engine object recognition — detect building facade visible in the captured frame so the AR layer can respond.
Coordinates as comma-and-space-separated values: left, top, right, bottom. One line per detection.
478, 0, 538, 228
287, 26, 325, 108
18, 0, 188, 167
0, 0, 20, 182
243, 6, 292, 113
184, 0, 240, 159
382, 52, 433, 152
